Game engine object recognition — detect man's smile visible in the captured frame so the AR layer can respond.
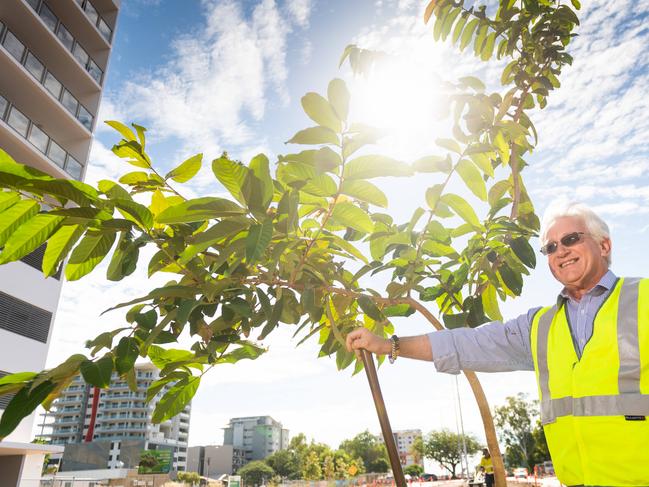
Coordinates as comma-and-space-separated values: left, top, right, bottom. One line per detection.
559, 258, 579, 268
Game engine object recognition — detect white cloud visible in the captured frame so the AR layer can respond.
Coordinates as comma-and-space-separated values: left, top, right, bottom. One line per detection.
284, 0, 313, 28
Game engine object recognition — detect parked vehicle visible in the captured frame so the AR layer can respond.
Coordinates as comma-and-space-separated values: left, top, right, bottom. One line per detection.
513, 467, 528, 479
419, 473, 438, 482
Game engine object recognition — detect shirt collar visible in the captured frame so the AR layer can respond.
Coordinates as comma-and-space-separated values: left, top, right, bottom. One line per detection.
557, 269, 617, 306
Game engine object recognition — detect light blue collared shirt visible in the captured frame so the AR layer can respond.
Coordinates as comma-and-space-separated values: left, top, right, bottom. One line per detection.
427, 270, 618, 374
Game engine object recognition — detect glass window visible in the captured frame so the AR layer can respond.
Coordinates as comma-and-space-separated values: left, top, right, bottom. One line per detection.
87, 60, 103, 84
3, 30, 26, 63
43, 72, 62, 99
26, 0, 41, 10
28, 124, 49, 153
84, 2, 99, 25
73, 43, 89, 67
61, 90, 79, 116
39, 4, 58, 32
77, 105, 93, 131
47, 140, 66, 168
56, 24, 74, 51
24, 52, 45, 81
7, 107, 30, 137
98, 19, 112, 43
65, 156, 83, 180
0, 20, 5, 36
0, 95, 8, 120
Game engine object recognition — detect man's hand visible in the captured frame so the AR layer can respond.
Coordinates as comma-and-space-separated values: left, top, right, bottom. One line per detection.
346, 328, 434, 362
346, 328, 391, 355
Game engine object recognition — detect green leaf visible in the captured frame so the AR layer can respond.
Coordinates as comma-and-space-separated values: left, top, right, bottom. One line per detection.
0, 191, 20, 213
421, 240, 457, 257
42, 224, 86, 278
452, 13, 469, 44
436, 138, 462, 153
459, 76, 485, 92
165, 153, 202, 183
330, 202, 374, 234
493, 131, 510, 164
482, 284, 502, 321
113, 199, 153, 229
115, 337, 139, 374
119, 171, 150, 185
0, 214, 63, 264
0, 380, 56, 439
510, 237, 536, 268
111, 140, 150, 168
343, 155, 412, 180
286, 127, 339, 146
425, 184, 443, 210
156, 197, 245, 224
0, 199, 39, 247
499, 263, 523, 296
246, 219, 273, 262
99, 180, 131, 200
301, 92, 341, 132
249, 154, 274, 209
480, 32, 497, 61
459, 18, 479, 51
323, 233, 368, 263
340, 180, 387, 207
413, 155, 452, 173
443, 313, 469, 329
327, 78, 350, 122
80, 355, 114, 388
456, 159, 487, 201
357, 295, 383, 321
0, 372, 38, 386
105, 120, 137, 142
106, 233, 139, 281
152, 375, 200, 423
440, 193, 482, 228
212, 156, 247, 205
65, 231, 116, 281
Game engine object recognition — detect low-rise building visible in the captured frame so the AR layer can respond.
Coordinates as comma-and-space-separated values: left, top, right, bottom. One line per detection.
187, 444, 246, 477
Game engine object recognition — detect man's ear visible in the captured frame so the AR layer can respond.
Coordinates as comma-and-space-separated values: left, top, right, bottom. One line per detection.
600, 237, 612, 258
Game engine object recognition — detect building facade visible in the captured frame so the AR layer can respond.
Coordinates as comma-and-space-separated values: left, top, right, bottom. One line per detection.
223, 416, 289, 463
186, 444, 246, 478
0, 0, 119, 485
392, 429, 422, 467
38, 363, 190, 473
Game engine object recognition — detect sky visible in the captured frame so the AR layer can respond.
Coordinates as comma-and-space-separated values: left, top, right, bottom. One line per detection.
35, 0, 649, 468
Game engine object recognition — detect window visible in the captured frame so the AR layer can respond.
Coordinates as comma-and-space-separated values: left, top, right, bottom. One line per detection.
84, 1, 99, 25
39, 4, 59, 32
66, 156, 83, 180
73, 43, 89, 67
98, 19, 112, 42
43, 72, 63, 99
78, 105, 93, 130
61, 90, 79, 116
3, 30, 26, 63
48, 140, 66, 168
0, 95, 7, 120
7, 107, 29, 137
0, 290, 52, 342
0, 20, 5, 36
56, 24, 74, 51
24, 53, 45, 81
28, 125, 49, 153
87, 60, 102, 84
26, 0, 41, 9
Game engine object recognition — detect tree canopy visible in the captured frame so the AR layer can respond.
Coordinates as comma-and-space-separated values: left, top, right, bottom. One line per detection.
422, 429, 481, 479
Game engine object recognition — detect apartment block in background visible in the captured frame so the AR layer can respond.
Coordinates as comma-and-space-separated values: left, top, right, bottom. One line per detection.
186, 444, 246, 478
223, 416, 289, 464
392, 429, 423, 467
0, 0, 119, 485
38, 363, 190, 472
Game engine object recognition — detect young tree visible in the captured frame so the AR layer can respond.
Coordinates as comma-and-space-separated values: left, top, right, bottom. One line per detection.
265, 449, 300, 479
423, 429, 481, 479
177, 471, 201, 485
0, 2, 581, 487
238, 461, 275, 487
494, 393, 549, 469
404, 464, 424, 477
301, 451, 322, 480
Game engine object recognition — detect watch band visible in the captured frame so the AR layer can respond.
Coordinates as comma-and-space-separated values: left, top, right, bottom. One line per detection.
389, 335, 400, 364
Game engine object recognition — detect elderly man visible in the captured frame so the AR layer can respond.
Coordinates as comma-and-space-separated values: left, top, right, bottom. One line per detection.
346, 202, 649, 487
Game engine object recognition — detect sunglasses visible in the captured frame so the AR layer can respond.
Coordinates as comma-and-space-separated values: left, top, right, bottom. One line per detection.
540, 231, 587, 255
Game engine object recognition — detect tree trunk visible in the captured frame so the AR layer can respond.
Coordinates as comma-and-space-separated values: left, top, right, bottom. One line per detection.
463, 370, 506, 487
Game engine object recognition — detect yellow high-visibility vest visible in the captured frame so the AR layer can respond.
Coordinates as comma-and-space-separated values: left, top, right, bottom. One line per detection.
530, 277, 649, 486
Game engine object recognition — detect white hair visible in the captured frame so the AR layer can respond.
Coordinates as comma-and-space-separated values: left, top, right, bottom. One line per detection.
540, 202, 611, 265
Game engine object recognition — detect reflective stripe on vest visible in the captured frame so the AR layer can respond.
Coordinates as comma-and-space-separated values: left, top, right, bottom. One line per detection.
536, 278, 645, 424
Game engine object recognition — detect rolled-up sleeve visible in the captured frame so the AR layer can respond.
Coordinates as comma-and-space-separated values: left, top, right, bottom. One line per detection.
426, 308, 540, 374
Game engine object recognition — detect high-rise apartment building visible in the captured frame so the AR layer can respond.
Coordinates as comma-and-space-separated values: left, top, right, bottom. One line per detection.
392, 429, 422, 467
223, 416, 289, 464
0, 0, 119, 485
38, 363, 190, 472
